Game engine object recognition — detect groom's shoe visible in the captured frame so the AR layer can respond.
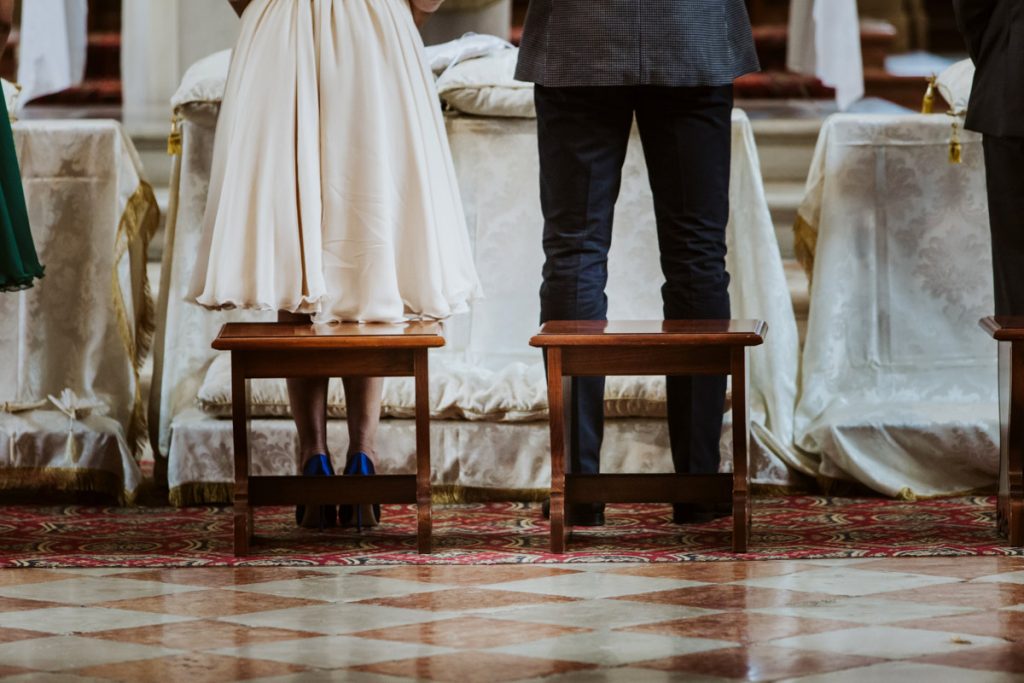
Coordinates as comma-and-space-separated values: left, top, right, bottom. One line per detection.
541, 499, 606, 527
672, 502, 732, 524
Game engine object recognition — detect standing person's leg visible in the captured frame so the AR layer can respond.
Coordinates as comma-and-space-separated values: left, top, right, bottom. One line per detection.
535, 85, 633, 524
983, 135, 1024, 316
342, 377, 384, 459
635, 85, 733, 521
339, 376, 384, 528
278, 311, 330, 463
278, 310, 335, 527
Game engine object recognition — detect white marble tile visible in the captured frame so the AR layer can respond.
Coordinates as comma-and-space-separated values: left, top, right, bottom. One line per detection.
752, 596, 978, 624
778, 661, 1024, 683
483, 572, 706, 599
796, 559, 885, 567
737, 567, 960, 596
213, 635, 452, 668
770, 626, 1007, 659
246, 672, 412, 683
219, 602, 449, 634
516, 668, 729, 683
487, 598, 720, 629
0, 674, 112, 683
0, 606, 194, 634
0, 577, 202, 605
488, 631, 735, 666
229, 574, 451, 602
0, 635, 179, 671
972, 570, 1024, 585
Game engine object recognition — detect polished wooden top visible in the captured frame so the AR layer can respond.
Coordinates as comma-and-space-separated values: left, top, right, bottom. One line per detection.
212, 321, 446, 351
529, 320, 767, 347
980, 316, 1024, 341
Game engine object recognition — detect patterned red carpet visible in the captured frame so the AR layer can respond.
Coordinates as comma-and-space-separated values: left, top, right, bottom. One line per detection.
0, 496, 1016, 567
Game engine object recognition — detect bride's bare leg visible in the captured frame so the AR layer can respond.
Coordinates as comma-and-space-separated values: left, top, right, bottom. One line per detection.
278, 310, 328, 464
342, 377, 384, 460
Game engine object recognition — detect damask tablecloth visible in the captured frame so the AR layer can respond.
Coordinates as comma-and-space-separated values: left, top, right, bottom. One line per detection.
154, 105, 804, 504
795, 114, 996, 497
0, 120, 158, 501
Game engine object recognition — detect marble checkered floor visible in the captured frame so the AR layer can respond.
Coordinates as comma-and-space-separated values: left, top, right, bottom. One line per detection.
1, 558, 1024, 681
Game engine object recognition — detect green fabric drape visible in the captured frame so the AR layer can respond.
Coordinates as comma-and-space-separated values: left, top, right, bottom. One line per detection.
0, 97, 43, 291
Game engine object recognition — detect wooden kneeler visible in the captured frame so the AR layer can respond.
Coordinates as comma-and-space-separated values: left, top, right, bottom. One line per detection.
212, 321, 444, 556
530, 320, 767, 553
981, 316, 1024, 546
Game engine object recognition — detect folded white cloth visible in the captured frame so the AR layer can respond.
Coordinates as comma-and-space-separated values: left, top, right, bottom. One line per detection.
787, 0, 865, 111
16, 0, 88, 106
424, 32, 512, 74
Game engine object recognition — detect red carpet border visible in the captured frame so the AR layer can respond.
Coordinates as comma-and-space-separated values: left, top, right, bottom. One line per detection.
0, 496, 1017, 567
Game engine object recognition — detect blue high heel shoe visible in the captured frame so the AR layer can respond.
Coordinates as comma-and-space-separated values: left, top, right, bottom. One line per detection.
296, 454, 337, 530
339, 452, 381, 531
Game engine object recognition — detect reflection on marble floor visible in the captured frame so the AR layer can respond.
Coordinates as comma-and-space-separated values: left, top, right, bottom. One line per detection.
0, 558, 1023, 681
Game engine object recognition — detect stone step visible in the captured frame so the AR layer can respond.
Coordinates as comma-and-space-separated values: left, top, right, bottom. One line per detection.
747, 110, 823, 184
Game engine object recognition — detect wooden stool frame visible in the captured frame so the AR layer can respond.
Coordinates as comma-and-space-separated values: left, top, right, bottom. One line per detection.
530, 320, 767, 554
213, 322, 443, 556
982, 316, 1024, 545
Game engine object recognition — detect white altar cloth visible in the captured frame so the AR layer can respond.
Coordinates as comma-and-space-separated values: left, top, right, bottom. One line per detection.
155, 103, 803, 504
795, 114, 997, 497
0, 120, 157, 500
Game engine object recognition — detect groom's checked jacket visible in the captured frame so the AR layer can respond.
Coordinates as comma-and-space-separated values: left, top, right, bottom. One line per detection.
514, 0, 760, 87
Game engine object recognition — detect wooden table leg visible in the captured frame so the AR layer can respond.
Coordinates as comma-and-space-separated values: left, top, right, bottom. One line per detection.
731, 348, 750, 553
547, 348, 567, 554
1001, 342, 1024, 546
414, 349, 432, 554
231, 354, 252, 556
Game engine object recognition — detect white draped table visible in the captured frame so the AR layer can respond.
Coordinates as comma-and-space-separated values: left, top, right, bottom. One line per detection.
154, 102, 803, 504
0, 120, 158, 501
795, 114, 997, 497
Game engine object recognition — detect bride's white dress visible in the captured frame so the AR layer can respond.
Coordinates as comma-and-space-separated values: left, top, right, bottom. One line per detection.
188, 0, 482, 323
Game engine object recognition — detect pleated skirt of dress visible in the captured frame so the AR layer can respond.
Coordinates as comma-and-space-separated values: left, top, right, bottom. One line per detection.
188, 0, 481, 323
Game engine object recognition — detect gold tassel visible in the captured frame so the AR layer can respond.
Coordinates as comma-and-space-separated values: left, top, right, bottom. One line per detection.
950, 121, 963, 164
922, 74, 937, 114
167, 115, 182, 156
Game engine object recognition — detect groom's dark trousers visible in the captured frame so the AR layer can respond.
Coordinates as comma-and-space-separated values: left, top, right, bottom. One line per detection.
536, 84, 734, 477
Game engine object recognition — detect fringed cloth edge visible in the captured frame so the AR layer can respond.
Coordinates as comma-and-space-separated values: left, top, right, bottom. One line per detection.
0, 467, 133, 505
168, 482, 825, 507
111, 180, 160, 463
793, 213, 817, 287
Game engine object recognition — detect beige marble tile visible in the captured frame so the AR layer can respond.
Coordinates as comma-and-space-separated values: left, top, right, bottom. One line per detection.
0, 606, 194, 635
736, 567, 961, 597
488, 630, 736, 666
350, 616, 589, 650
353, 652, 596, 683
483, 572, 707, 599
769, 625, 1008, 659
0, 635, 179, 671
212, 635, 454, 669
73, 652, 308, 683
96, 589, 327, 617
0, 578, 201, 606
221, 602, 449, 635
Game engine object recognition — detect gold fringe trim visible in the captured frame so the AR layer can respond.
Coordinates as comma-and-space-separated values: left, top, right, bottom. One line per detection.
816, 476, 994, 501
793, 213, 818, 287
111, 180, 161, 462
169, 483, 552, 507
169, 482, 235, 507
0, 467, 131, 505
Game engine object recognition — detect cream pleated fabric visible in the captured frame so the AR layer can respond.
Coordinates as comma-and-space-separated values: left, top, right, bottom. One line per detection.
188, 0, 481, 323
